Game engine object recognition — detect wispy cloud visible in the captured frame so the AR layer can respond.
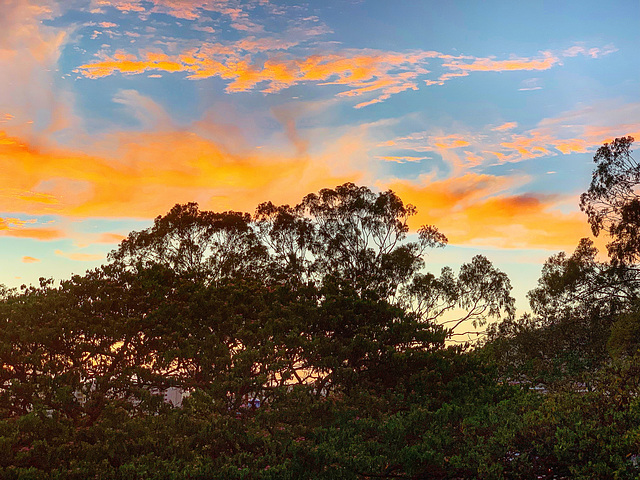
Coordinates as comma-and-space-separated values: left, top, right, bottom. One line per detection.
97, 232, 126, 243
55, 249, 103, 261
76, 41, 616, 108
518, 78, 542, 91
387, 174, 592, 250
0, 106, 365, 218
376, 155, 430, 163
563, 43, 618, 58
0, 216, 65, 240
491, 122, 518, 132
382, 102, 640, 169
77, 48, 432, 107
442, 51, 559, 73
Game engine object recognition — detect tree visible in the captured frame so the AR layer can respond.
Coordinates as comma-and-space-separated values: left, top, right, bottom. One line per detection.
110, 202, 268, 282
255, 182, 448, 296
580, 136, 640, 264
401, 255, 515, 340
486, 239, 640, 386
0, 183, 524, 479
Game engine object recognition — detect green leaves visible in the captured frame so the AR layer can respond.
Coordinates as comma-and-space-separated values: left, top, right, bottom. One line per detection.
13, 182, 624, 480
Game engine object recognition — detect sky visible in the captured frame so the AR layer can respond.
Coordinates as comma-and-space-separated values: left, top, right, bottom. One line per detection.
1, 0, 639, 313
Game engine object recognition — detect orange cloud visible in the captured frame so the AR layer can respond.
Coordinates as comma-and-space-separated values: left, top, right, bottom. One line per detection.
432, 134, 470, 149
0, 217, 62, 240
21, 256, 40, 263
384, 103, 640, 167
444, 51, 559, 73
425, 71, 469, 86
0, 217, 31, 229
76, 40, 616, 108
492, 122, 518, 131
500, 133, 553, 159
55, 250, 104, 261
17, 191, 59, 205
95, 1, 145, 13
377, 155, 429, 163
78, 51, 189, 78
97, 233, 127, 243
0, 227, 65, 241
0, 118, 357, 218
387, 175, 593, 250
94, 0, 272, 30
77, 49, 431, 107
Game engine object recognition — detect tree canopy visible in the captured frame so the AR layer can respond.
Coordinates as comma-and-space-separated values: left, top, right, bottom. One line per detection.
2, 165, 640, 479
580, 136, 640, 264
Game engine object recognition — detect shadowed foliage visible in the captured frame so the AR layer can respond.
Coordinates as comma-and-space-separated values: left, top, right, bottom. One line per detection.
2, 173, 640, 479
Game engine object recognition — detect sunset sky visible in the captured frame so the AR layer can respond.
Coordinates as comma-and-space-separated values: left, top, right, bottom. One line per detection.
1, 0, 639, 311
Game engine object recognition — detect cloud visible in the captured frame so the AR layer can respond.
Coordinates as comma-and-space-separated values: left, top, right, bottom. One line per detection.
113, 89, 172, 128
0, 1, 84, 151
77, 48, 432, 107
0, 216, 64, 240
383, 132, 472, 153
442, 51, 559, 73
563, 43, 618, 59
93, 0, 274, 32
431, 134, 470, 149
97, 232, 127, 243
387, 174, 593, 250
76, 41, 616, 108
383, 102, 640, 168
518, 77, 542, 91
193, 25, 215, 34
94, 1, 145, 13
376, 155, 430, 163
0, 101, 367, 218
55, 249, 104, 261
0, 227, 65, 241
491, 122, 518, 132
21, 256, 40, 263
0, 217, 32, 229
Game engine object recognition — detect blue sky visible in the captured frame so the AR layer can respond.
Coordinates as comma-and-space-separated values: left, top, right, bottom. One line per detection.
1, 0, 639, 313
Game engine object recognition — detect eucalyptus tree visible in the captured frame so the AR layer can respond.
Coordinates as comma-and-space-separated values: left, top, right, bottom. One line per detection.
110, 202, 269, 282
487, 137, 640, 387
581, 136, 639, 265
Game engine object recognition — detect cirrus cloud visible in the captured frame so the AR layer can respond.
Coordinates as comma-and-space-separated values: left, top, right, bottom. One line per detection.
76, 41, 616, 108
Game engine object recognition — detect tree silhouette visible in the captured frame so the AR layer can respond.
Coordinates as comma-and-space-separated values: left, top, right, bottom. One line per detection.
112, 183, 513, 336
110, 202, 268, 282
580, 136, 640, 264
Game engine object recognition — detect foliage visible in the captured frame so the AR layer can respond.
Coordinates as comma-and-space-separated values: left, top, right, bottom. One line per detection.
487, 238, 640, 387
2, 173, 640, 479
580, 136, 640, 264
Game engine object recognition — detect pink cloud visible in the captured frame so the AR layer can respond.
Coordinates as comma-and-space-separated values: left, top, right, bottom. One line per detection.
492, 122, 518, 132
381, 102, 640, 168
443, 51, 559, 73
563, 44, 617, 58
